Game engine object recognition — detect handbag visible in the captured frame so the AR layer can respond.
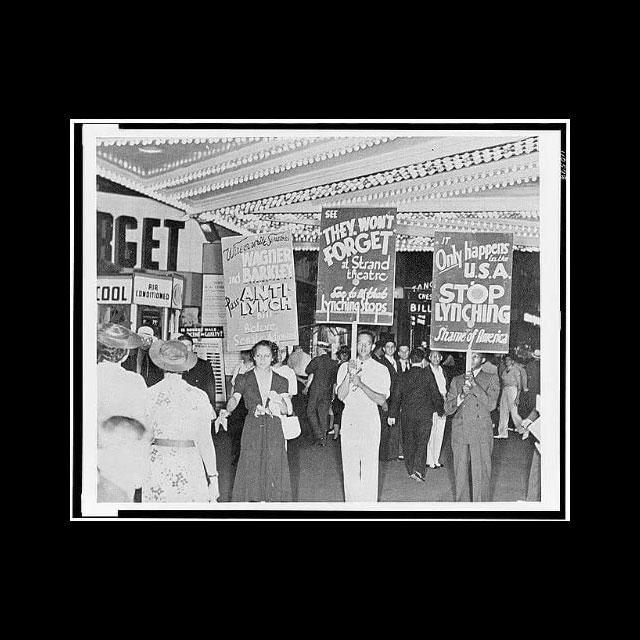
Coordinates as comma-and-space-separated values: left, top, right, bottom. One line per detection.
280, 415, 301, 440
266, 394, 299, 439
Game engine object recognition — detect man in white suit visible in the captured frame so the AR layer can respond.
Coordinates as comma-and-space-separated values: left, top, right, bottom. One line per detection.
336, 331, 390, 502
425, 350, 449, 469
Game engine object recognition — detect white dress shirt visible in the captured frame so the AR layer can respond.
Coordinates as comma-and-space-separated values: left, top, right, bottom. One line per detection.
429, 363, 447, 397
337, 357, 391, 422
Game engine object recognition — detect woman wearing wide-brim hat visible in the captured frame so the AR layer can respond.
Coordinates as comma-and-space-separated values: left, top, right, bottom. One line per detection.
96, 323, 150, 427
142, 340, 219, 503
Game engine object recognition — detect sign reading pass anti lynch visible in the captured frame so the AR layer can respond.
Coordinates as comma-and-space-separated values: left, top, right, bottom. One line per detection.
220, 231, 299, 349
315, 208, 396, 325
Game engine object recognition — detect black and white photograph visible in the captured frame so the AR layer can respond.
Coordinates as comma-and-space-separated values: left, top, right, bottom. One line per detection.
71, 119, 568, 520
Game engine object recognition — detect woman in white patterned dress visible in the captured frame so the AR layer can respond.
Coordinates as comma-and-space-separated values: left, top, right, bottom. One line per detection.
143, 340, 219, 503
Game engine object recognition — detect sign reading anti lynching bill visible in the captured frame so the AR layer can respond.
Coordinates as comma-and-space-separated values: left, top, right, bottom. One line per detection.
315, 208, 397, 325
220, 231, 299, 349
430, 232, 514, 354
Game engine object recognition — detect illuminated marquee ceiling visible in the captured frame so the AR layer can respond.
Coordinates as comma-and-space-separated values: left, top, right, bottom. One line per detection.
96, 134, 540, 251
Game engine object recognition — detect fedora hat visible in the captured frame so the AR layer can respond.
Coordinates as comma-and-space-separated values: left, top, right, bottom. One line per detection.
97, 323, 144, 349
149, 339, 197, 372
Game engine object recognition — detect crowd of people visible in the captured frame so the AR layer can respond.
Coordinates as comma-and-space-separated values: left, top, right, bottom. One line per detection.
95, 322, 541, 504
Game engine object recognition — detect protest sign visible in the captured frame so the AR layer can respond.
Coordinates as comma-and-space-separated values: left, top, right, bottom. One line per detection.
430, 232, 514, 353
220, 231, 299, 350
315, 207, 396, 325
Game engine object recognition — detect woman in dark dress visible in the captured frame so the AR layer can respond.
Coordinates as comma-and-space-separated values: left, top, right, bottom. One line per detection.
216, 340, 292, 502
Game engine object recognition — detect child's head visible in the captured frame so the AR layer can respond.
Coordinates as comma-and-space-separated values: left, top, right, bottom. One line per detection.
97, 416, 151, 501
98, 415, 150, 449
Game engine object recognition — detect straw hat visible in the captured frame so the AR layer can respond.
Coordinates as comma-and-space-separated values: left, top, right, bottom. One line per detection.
149, 339, 197, 372
97, 323, 144, 349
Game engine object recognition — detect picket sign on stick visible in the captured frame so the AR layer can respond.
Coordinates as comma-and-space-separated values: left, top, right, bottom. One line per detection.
350, 305, 361, 360
429, 231, 515, 376
464, 328, 475, 373
351, 321, 358, 360
465, 346, 473, 375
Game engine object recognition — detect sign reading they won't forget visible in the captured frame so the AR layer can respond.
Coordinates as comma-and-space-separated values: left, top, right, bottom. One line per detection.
315, 208, 396, 325
220, 231, 299, 350
430, 232, 514, 354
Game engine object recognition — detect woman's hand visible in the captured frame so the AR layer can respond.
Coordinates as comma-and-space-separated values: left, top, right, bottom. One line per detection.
270, 400, 287, 416
214, 412, 228, 433
267, 392, 288, 416
208, 477, 220, 502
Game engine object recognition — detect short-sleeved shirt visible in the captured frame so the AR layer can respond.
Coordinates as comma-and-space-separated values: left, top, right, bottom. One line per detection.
232, 361, 254, 387
287, 349, 312, 378
146, 375, 214, 440
306, 353, 339, 397
272, 364, 297, 395
337, 357, 391, 417
501, 365, 526, 389
97, 361, 150, 427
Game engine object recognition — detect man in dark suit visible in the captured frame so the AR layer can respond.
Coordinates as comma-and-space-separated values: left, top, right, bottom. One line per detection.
394, 344, 411, 459
122, 325, 164, 387
304, 343, 339, 446
396, 344, 411, 374
387, 347, 444, 482
176, 333, 217, 408
445, 351, 500, 501
376, 338, 402, 461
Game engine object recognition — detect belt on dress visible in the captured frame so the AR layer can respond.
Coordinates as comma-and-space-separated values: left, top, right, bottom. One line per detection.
152, 438, 195, 448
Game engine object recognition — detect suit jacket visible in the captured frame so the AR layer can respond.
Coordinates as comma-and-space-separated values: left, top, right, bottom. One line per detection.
373, 353, 402, 412
183, 356, 216, 407
445, 370, 500, 443
396, 358, 411, 375
388, 366, 444, 420
122, 349, 164, 387
376, 354, 400, 403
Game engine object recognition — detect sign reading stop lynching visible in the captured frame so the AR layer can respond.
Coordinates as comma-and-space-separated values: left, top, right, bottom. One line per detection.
430, 232, 514, 354
315, 208, 397, 325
